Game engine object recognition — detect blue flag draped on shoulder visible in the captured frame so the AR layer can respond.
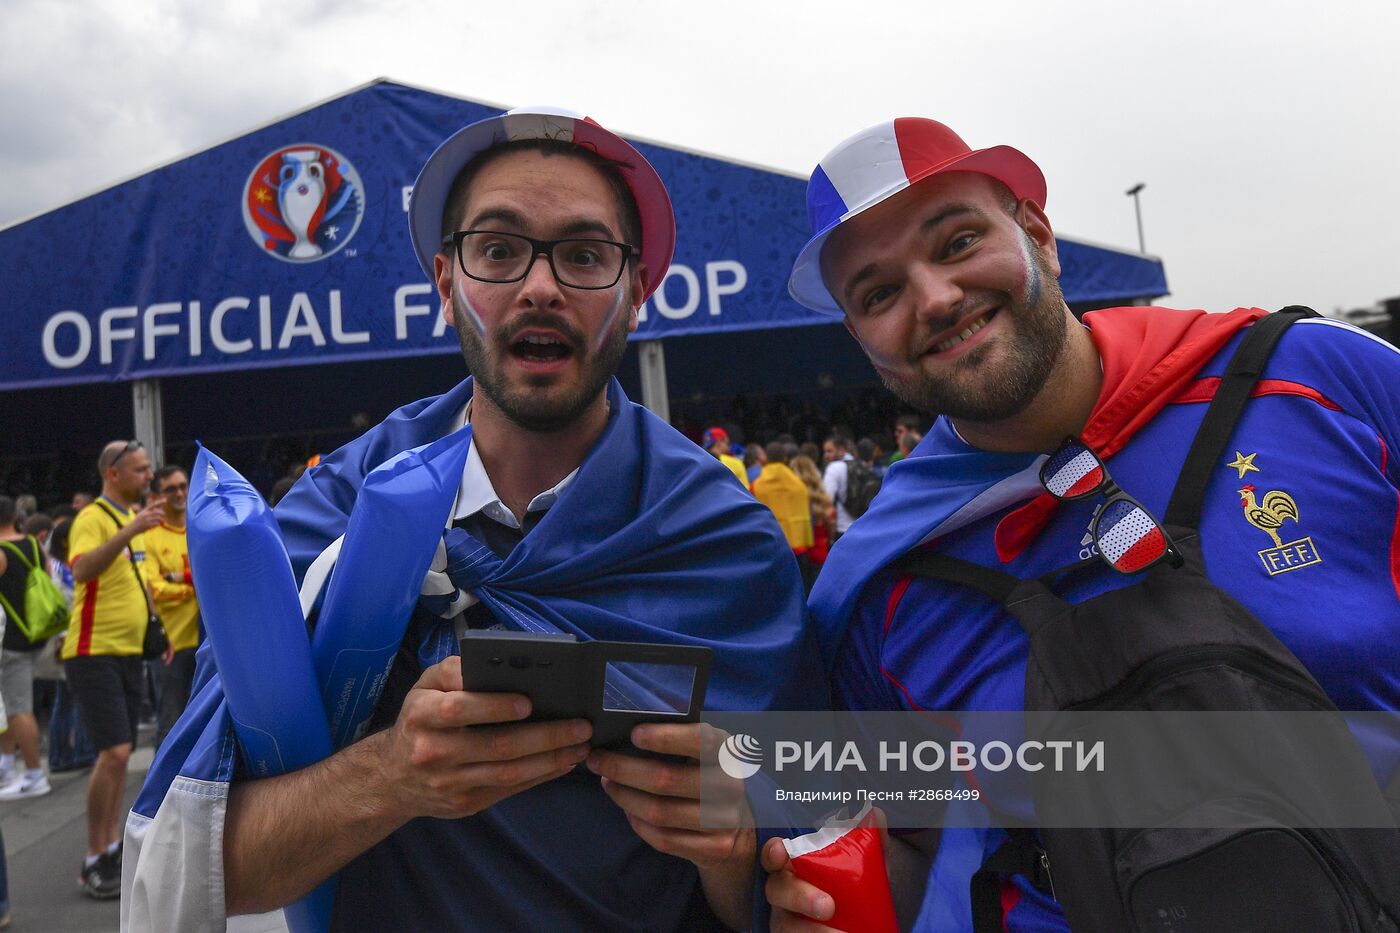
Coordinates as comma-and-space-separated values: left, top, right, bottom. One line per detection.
310, 424, 473, 749
279, 377, 825, 712
126, 447, 336, 932
807, 422, 1043, 672
122, 376, 825, 932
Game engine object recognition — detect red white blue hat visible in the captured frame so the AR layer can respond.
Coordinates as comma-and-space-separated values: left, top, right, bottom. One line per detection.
787, 118, 1047, 315
409, 106, 676, 302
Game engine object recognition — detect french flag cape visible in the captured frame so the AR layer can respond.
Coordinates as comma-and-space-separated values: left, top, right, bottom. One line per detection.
123, 377, 825, 933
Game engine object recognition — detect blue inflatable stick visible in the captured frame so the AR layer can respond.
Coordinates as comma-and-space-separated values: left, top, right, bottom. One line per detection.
312, 424, 473, 748
187, 445, 336, 932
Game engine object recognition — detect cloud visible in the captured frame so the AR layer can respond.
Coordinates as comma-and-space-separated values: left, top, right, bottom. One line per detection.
3, 0, 1400, 311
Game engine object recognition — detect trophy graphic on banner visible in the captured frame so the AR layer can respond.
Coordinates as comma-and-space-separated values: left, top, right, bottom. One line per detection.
244, 142, 363, 263
278, 150, 327, 260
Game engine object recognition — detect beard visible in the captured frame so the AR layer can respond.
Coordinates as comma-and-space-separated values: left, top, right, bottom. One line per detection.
453, 291, 632, 434
878, 234, 1069, 422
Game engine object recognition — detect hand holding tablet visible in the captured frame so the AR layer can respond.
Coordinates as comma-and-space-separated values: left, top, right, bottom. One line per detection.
458, 630, 712, 751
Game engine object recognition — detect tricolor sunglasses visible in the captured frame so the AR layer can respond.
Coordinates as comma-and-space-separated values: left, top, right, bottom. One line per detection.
1039, 437, 1182, 575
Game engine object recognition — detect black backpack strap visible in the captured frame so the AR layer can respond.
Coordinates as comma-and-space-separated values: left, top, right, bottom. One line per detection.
897, 550, 1021, 604
1035, 556, 1101, 591
0, 538, 34, 571
971, 830, 1053, 932
1164, 307, 1319, 529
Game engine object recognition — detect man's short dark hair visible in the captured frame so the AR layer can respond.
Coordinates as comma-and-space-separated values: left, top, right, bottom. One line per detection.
440, 138, 643, 252
765, 441, 789, 464
896, 414, 922, 432
825, 434, 849, 450
49, 519, 72, 563
0, 496, 16, 527
857, 438, 876, 463
22, 512, 52, 537
153, 465, 186, 492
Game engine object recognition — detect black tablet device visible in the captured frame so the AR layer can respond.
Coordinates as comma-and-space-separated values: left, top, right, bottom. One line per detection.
458, 630, 713, 750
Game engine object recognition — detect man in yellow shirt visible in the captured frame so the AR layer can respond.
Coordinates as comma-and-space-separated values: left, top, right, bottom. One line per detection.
62, 440, 162, 899
144, 466, 199, 749
702, 426, 749, 487
751, 442, 815, 590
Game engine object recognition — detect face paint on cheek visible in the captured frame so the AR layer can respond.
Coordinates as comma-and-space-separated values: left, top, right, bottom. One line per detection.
864, 343, 909, 374
591, 283, 631, 352
451, 276, 488, 338
849, 323, 917, 381
870, 358, 918, 388
1018, 229, 1043, 310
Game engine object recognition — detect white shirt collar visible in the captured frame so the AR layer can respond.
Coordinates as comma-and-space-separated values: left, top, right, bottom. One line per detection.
449, 400, 578, 530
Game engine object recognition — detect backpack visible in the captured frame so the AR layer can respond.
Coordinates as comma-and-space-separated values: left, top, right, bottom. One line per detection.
0, 537, 70, 644
844, 459, 882, 518
901, 309, 1400, 933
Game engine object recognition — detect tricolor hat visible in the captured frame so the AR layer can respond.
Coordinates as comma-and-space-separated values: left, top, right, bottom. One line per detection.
787, 118, 1047, 315
702, 426, 729, 447
409, 106, 676, 302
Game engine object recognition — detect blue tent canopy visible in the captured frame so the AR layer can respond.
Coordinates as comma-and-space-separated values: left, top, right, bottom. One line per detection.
0, 79, 1167, 393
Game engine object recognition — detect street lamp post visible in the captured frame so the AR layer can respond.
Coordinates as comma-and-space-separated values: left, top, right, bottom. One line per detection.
1125, 182, 1147, 253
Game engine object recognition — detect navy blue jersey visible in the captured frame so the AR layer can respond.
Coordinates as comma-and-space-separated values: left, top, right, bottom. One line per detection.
829, 317, 1400, 931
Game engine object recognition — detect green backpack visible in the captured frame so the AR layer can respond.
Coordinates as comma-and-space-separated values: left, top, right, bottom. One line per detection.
0, 538, 70, 643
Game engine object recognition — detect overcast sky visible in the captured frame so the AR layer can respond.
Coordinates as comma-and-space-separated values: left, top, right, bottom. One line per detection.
4, 0, 1398, 316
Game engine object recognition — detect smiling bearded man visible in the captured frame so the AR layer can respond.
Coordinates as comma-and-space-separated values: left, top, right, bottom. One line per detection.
761, 117, 1400, 932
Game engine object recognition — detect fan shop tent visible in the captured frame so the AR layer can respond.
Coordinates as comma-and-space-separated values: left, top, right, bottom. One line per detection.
0, 79, 1168, 466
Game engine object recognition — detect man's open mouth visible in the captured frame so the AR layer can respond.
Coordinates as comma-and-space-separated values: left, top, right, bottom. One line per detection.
510, 333, 573, 363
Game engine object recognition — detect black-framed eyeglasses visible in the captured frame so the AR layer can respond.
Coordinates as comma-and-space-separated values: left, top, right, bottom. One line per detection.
442, 230, 637, 290
104, 440, 144, 471
1040, 437, 1181, 575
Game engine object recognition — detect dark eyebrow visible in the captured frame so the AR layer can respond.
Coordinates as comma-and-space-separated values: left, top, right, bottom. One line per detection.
463, 207, 528, 231
557, 219, 620, 241
921, 204, 979, 234
462, 208, 618, 241
841, 205, 981, 307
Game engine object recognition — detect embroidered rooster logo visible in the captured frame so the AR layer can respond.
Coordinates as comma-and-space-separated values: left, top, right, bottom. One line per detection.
1237, 484, 1299, 548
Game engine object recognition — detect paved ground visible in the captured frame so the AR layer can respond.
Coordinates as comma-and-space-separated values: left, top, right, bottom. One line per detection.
0, 739, 153, 933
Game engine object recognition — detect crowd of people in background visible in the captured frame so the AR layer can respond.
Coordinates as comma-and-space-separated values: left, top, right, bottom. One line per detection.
0, 440, 203, 916
699, 412, 925, 594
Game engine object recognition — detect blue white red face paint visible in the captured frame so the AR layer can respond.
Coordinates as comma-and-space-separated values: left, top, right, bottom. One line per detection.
1018, 225, 1043, 313
594, 281, 632, 351
451, 269, 632, 351
451, 275, 488, 338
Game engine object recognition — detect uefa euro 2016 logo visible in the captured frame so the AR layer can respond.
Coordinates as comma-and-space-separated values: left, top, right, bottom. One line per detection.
242, 144, 364, 263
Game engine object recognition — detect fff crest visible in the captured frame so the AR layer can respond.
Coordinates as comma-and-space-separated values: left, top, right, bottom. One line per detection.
242, 144, 364, 263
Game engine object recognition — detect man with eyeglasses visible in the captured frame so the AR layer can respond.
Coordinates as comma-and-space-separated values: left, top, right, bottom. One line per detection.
125, 108, 822, 932
760, 118, 1400, 930
142, 466, 198, 749
62, 439, 162, 899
